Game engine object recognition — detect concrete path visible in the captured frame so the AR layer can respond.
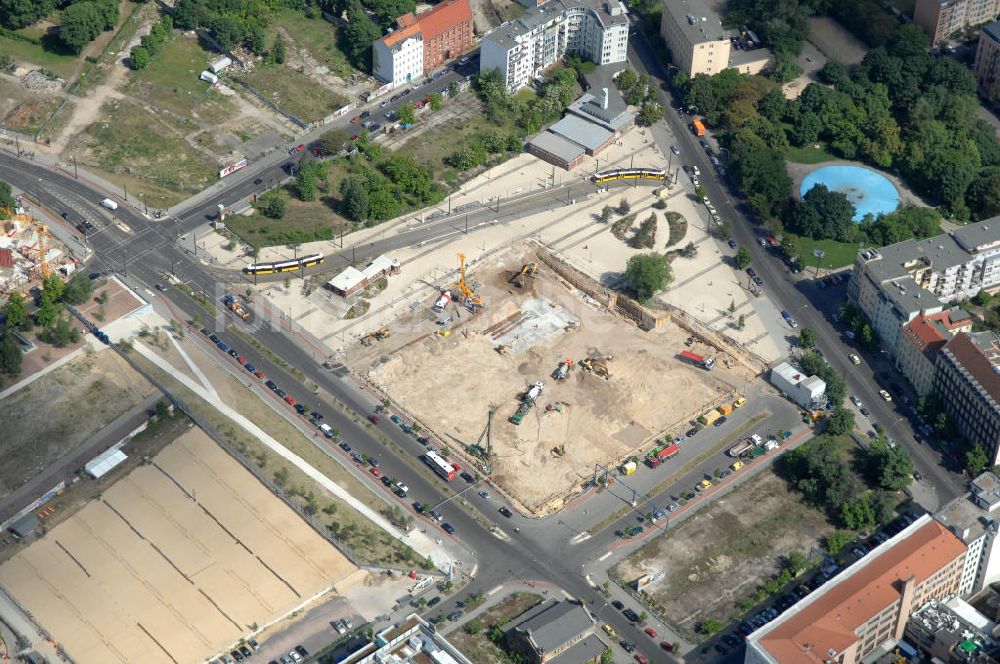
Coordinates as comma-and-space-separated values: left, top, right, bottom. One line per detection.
166, 330, 218, 400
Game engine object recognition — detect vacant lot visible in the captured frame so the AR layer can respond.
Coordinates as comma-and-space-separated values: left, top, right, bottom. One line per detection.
239, 65, 346, 124
794, 237, 860, 270
0, 350, 155, 499
449, 593, 543, 664
68, 99, 218, 204
361, 247, 749, 512
0, 427, 358, 664
808, 17, 868, 66
615, 470, 834, 639
227, 192, 344, 248
270, 9, 353, 78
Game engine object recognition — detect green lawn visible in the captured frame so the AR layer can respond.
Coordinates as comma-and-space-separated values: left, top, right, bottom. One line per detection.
794, 236, 860, 270
238, 64, 346, 123
227, 191, 349, 248
270, 9, 354, 79
785, 143, 839, 165
71, 100, 217, 204
0, 34, 79, 78
129, 34, 234, 122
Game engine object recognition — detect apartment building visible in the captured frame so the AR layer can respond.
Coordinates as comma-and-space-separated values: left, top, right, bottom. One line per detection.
935, 472, 1000, 597
934, 331, 1000, 466
660, 0, 730, 77
479, 0, 628, 92
915, 0, 1000, 47
895, 309, 972, 396
745, 515, 967, 664
906, 596, 1000, 662
373, 0, 474, 88
976, 21, 1000, 99
847, 217, 1000, 359
339, 613, 473, 664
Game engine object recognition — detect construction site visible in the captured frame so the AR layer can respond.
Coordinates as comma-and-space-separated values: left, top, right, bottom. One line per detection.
0, 203, 79, 294
350, 243, 757, 514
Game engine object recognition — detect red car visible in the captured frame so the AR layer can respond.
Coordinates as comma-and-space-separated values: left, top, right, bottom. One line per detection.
659, 642, 673, 651
644, 627, 657, 638
254, 370, 264, 379
294, 144, 305, 151
236, 355, 247, 365
370, 467, 382, 477
634, 654, 649, 664
350, 115, 362, 124
284, 395, 296, 406
368, 415, 380, 424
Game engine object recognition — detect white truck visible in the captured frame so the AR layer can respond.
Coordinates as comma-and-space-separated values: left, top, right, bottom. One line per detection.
100, 198, 118, 211
319, 423, 334, 438
525, 381, 544, 401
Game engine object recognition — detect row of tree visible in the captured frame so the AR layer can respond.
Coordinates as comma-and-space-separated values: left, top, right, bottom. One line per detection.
339, 150, 444, 223
173, 0, 279, 54
477, 67, 578, 136
59, 0, 118, 53
128, 13, 172, 70
445, 127, 521, 172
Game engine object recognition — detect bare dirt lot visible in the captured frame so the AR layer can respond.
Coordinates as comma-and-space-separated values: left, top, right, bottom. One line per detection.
0, 349, 155, 499
0, 427, 358, 664
614, 471, 834, 639
808, 17, 869, 66
354, 246, 750, 512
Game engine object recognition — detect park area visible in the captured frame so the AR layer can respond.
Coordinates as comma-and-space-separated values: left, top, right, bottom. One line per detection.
614, 470, 835, 640
0, 427, 359, 664
354, 245, 751, 513
448, 593, 544, 664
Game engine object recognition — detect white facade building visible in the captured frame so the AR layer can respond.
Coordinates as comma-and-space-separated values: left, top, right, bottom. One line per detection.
373, 29, 425, 89
769, 362, 826, 409
935, 472, 1000, 597
479, 0, 628, 92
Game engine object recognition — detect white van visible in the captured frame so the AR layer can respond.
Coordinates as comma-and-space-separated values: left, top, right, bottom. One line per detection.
100, 198, 118, 211
319, 423, 334, 438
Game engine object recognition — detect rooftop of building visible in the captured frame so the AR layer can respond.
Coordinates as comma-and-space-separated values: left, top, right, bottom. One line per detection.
971, 471, 1000, 511
940, 331, 1000, 406
548, 114, 613, 151
527, 130, 586, 163
482, 0, 627, 50
908, 596, 1000, 661
935, 492, 990, 546
771, 361, 810, 385
900, 309, 969, 358
662, 0, 729, 45
340, 614, 473, 664
549, 633, 608, 663
380, 0, 471, 47
729, 47, 770, 67
509, 599, 595, 654
984, 20, 1000, 44
752, 515, 967, 663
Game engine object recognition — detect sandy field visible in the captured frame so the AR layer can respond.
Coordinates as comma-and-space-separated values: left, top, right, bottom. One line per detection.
0, 428, 357, 664
0, 350, 155, 499
360, 248, 748, 511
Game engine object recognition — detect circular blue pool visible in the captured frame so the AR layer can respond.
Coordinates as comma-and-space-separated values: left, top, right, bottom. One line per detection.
800, 165, 900, 221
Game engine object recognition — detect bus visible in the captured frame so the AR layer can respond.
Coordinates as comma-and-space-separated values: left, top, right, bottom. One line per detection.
243, 253, 325, 275
424, 450, 458, 481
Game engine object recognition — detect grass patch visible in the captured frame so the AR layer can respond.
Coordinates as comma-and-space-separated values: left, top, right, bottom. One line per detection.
238, 64, 347, 123
0, 33, 79, 78
794, 236, 859, 270
784, 143, 838, 164
129, 34, 235, 122
70, 99, 217, 204
270, 8, 354, 79
227, 190, 349, 248
665, 211, 687, 247
449, 593, 543, 663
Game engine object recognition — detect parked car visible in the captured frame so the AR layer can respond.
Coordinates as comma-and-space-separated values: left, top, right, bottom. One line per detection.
499, 507, 513, 518
644, 627, 657, 638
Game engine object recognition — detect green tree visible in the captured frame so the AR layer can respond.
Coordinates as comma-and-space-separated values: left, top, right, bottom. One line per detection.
0, 180, 15, 215
342, 2, 381, 70
786, 184, 857, 241
737, 313, 746, 329
618, 197, 630, 214
700, 618, 723, 634
63, 271, 95, 305
129, 45, 150, 70
0, 327, 21, 376
624, 253, 672, 300
866, 441, 913, 491
824, 530, 854, 556
257, 189, 288, 219
40, 274, 65, 306
600, 648, 614, 664
429, 92, 443, 111
965, 444, 989, 476
826, 407, 855, 435
45, 316, 79, 347
34, 301, 58, 328
637, 101, 663, 126
841, 494, 876, 530
799, 327, 816, 348
463, 619, 482, 635
734, 245, 752, 270
2, 292, 29, 330
786, 550, 808, 576
320, 128, 350, 154
340, 176, 369, 221
60, 1, 105, 53
272, 33, 286, 64
397, 103, 415, 125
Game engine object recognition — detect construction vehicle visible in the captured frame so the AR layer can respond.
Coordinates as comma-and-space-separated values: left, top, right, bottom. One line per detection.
699, 408, 721, 425
620, 461, 637, 475
728, 439, 754, 458
222, 294, 251, 321
718, 402, 734, 416
510, 262, 537, 288
436, 329, 450, 337
580, 355, 611, 380
433, 291, 452, 311
679, 350, 714, 370
510, 381, 544, 425
691, 118, 706, 137
456, 253, 483, 312
361, 327, 390, 346
645, 443, 679, 468
466, 410, 493, 474
495, 342, 512, 355
552, 359, 573, 380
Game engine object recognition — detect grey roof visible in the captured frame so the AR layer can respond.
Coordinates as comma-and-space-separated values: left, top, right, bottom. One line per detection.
971, 471, 1000, 510
984, 20, 1000, 44
9, 513, 39, 538
729, 48, 771, 67
936, 492, 991, 546
567, 93, 633, 130
484, 0, 627, 50
663, 0, 729, 45
548, 114, 613, 151
549, 633, 608, 664
512, 600, 594, 653
953, 218, 1000, 252
878, 275, 938, 318
528, 131, 586, 164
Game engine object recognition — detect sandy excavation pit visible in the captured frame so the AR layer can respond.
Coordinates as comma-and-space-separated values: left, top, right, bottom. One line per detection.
362, 247, 753, 512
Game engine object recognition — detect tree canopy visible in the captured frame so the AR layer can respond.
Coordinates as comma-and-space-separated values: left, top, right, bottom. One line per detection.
624, 253, 672, 300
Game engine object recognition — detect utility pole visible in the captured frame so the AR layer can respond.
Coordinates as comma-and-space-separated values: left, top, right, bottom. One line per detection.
123, 182, 128, 202
72, 155, 78, 179
122, 248, 127, 277
465, 213, 468, 234
15, 135, 20, 155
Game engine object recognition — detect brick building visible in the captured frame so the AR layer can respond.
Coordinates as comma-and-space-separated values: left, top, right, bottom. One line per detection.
373, 0, 473, 88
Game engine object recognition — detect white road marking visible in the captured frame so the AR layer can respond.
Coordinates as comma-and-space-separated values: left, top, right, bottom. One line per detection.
487, 585, 503, 596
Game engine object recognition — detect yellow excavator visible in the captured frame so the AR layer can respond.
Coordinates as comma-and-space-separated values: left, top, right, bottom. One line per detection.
457, 253, 483, 312
510, 262, 537, 288
360, 327, 390, 346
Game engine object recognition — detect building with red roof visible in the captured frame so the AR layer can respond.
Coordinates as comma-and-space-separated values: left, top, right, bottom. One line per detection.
373, 0, 473, 88
745, 515, 967, 664
895, 308, 972, 396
